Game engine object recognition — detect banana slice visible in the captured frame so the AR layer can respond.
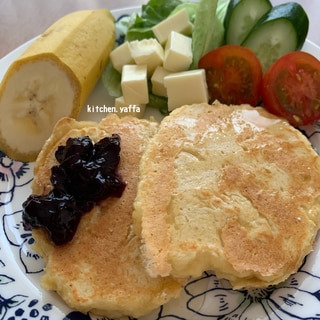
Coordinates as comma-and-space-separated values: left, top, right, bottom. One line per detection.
0, 9, 115, 162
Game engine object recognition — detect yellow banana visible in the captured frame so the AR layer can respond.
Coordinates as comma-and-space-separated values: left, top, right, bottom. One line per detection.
0, 9, 115, 162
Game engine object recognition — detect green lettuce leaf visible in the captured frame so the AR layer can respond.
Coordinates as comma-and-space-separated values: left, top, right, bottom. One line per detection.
126, 0, 182, 41
102, 63, 122, 98
190, 0, 228, 69
170, 2, 199, 23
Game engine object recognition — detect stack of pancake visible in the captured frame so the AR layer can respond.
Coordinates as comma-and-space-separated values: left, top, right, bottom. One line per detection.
30, 101, 320, 318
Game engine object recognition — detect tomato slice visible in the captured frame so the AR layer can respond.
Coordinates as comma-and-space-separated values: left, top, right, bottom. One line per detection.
262, 51, 320, 126
198, 45, 263, 106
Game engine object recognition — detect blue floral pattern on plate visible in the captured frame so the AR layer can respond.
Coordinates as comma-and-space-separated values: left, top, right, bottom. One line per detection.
1, 6, 320, 320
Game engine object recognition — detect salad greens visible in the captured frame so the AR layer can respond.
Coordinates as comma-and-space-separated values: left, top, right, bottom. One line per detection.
190, 0, 228, 69
126, 0, 183, 41
102, 63, 122, 98
102, 0, 228, 113
169, 2, 199, 23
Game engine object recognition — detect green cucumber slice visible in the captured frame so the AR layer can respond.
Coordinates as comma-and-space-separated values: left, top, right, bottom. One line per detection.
241, 2, 309, 72
224, 0, 272, 45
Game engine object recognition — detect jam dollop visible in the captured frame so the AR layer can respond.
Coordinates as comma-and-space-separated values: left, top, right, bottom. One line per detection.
22, 134, 126, 245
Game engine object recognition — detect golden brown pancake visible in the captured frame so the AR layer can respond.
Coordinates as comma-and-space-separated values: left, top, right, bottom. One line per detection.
31, 114, 185, 318
133, 101, 320, 289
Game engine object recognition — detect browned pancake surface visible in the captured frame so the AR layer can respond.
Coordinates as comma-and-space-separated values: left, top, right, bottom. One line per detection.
133, 102, 320, 289
32, 115, 185, 318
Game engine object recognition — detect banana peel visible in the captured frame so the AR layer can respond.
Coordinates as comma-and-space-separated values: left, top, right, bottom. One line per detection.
0, 9, 115, 162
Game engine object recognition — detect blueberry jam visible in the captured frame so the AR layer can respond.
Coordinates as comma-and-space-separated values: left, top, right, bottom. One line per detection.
22, 134, 126, 245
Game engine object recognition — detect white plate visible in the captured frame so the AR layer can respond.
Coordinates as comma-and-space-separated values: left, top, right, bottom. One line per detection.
1, 6, 320, 320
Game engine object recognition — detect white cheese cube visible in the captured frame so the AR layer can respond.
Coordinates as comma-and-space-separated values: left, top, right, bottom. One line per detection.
121, 65, 149, 105
151, 66, 172, 97
163, 31, 192, 72
152, 9, 193, 45
164, 69, 208, 111
110, 42, 134, 73
129, 39, 164, 76
114, 96, 146, 118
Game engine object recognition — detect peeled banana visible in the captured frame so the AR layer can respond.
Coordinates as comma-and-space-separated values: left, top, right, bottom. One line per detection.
0, 9, 115, 162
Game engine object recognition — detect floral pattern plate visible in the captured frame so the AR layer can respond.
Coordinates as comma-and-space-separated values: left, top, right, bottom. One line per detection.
1, 6, 320, 320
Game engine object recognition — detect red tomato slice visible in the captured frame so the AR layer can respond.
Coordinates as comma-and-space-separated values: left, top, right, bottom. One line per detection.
198, 45, 263, 106
262, 51, 320, 126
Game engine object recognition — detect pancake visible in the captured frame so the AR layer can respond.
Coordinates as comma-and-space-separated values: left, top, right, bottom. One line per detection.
133, 101, 320, 289
30, 115, 185, 318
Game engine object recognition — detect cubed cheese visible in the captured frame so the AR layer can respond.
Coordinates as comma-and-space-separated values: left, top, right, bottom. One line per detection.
121, 65, 149, 105
129, 39, 164, 76
152, 9, 193, 45
163, 31, 192, 72
114, 96, 146, 118
164, 69, 208, 111
151, 66, 172, 97
110, 42, 134, 73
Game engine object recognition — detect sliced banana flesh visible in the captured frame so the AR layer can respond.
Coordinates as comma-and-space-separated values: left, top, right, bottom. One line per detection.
0, 59, 76, 160
0, 9, 115, 162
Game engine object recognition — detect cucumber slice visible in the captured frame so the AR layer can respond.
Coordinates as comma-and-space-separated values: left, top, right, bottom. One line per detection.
224, 0, 272, 45
242, 2, 309, 72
